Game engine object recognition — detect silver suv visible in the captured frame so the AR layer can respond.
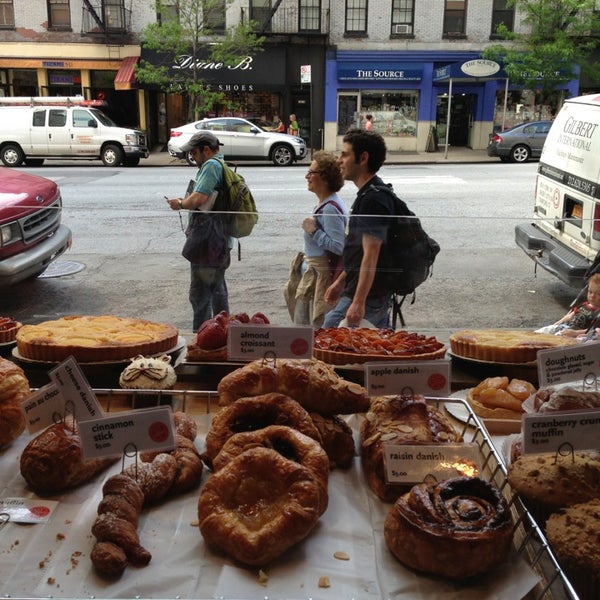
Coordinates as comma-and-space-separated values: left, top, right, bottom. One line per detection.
168, 117, 307, 167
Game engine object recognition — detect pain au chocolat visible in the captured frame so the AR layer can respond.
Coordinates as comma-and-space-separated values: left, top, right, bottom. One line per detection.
16, 315, 179, 363
449, 329, 578, 364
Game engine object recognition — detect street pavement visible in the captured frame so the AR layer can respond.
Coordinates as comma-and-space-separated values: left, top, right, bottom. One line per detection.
145, 145, 499, 167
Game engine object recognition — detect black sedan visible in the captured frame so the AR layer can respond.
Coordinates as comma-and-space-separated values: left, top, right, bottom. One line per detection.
487, 120, 553, 163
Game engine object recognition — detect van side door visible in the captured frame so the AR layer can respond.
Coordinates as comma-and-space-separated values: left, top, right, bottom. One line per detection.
70, 108, 98, 156
47, 108, 71, 155
29, 108, 48, 153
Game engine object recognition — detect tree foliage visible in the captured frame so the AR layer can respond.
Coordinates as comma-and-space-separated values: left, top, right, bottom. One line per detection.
136, 0, 264, 120
483, 0, 600, 105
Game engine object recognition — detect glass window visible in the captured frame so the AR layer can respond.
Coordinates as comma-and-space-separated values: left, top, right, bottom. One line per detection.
11, 69, 38, 96
359, 90, 418, 137
203, 0, 225, 31
33, 110, 46, 127
103, 0, 126, 30
48, 0, 71, 29
391, 0, 414, 35
443, 0, 466, 35
345, 0, 367, 35
157, 0, 178, 24
250, 0, 271, 32
491, 0, 514, 36
0, 0, 14, 27
300, 0, 320, 32
73, 109, 93, 128
48, 109, 67, 127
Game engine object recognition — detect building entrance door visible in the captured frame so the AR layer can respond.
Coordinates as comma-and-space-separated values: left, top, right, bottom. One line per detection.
437, 93, 475, 147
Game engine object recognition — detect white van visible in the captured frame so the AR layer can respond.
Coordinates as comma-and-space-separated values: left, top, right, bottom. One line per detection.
0, 97, 148, 167
516, 94, 600, 287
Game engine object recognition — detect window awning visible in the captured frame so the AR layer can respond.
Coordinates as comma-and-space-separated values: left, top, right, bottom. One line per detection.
114, 56, 139, 90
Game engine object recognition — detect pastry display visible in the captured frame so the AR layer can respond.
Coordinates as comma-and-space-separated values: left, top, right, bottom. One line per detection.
361, 395, 463, 502
532, 385, 600, 413
507, 452, 600, 523
16, 315, 179, 363
217, 357, 370, 414
0, 356, 29, 447
203, 392, 322, 468
466, 376, 535, 420
0, 316, 21, 344
309, 412, 356, 469
20, 416, 118, 493
314, 327, 446, 364
449, 328, 578, 363
384, 476, 513, 579
212, 425, 330, 515
119, 354, 177, 407
546, 499, 600, 600
198, 446, 322, 566
186, 310, 270, 361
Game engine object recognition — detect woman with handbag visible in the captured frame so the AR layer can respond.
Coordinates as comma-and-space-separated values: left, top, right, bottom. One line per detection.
284, 151, 347, 327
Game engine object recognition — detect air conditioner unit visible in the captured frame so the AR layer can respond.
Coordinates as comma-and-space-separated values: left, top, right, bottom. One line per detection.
394, 24, 410, 34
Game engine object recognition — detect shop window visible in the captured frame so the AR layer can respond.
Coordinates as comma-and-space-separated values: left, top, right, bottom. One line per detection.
11, 69, 38, 96
47, 0, 71, 30
157, 0, 178, 24
391, 0, 414, 36
299, 0, 320, 32
0, 69, 7, 96
359, 91, 418, 137
443, 0, 466, 37
338, 94, 358, 135
493, 89, 557, 132
345, 0, 367, 36
203, 0, 225, 31
0, 0, 14, 28
250, 0, 271, 32
491, 0, 514, 37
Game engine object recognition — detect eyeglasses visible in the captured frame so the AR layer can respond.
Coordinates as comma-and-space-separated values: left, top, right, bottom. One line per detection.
306, 169, 321, 177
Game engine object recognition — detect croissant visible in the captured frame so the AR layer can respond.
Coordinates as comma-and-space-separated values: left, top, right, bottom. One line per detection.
217, 357, 370, 415
20, 417, 118, 494
0, 357, 29, 448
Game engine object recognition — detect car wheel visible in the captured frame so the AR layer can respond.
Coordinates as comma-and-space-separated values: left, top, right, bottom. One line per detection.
185, 151, 196, 166
101, 144, 124, 167
123, 156, 140, 167
510, 144, 530, 163
271, 144, 294, 166
1, 143, 25, 167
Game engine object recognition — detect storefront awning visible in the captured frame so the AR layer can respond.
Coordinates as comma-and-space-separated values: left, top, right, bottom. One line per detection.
114, 56, 139, 90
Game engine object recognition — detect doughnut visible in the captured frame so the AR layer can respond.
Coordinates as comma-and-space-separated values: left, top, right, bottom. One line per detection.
198, 446, 321, 566
203, 393, 322, 468
212, 425, 329, 515
384, 476, 513, 579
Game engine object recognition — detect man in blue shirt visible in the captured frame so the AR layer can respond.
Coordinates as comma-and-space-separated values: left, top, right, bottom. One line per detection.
167, 131, 230, 330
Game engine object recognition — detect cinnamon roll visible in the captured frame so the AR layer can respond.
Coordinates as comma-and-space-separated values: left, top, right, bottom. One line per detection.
384, 477, 513, 579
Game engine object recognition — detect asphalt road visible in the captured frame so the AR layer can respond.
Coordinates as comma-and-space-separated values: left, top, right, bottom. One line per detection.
1, 162, 577, 340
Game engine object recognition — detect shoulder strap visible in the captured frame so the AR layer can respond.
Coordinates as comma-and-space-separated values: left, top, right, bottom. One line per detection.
364, 183, 414, 217
315, 199, 344, 215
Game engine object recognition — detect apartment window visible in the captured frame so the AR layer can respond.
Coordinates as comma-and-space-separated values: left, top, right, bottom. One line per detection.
345, 0, 367, 36
203, 0, 225, 31
491, 0, 514, 36
443, 0, 466, 36
299, 0, 320, 32
103, 0, 126, 31
391, 0, 414, 36
0, 0, 14, 28
48, 0, 71, 29
250, 0, 271, 32
157, 0, 178, 23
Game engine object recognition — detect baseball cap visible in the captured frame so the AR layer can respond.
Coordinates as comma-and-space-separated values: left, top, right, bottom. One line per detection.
180, 131, 223, 152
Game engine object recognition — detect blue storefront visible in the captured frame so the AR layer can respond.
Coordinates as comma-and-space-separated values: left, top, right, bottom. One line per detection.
324, 50, 579, 152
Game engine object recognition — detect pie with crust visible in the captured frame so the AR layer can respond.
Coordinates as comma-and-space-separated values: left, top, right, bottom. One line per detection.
16, 315, 179, 363
449, 329, 579, 364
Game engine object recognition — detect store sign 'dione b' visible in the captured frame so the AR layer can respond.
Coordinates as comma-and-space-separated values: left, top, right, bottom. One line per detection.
338, 62, 423, 82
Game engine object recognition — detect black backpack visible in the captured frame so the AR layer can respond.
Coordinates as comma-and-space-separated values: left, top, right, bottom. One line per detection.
366, 183, 440, 327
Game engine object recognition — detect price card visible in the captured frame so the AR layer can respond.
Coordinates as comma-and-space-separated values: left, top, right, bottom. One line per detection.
228, 324, 313, 360
364, 360, 450, 397
48, 357, 103, 421
0, 498, 58, 524
19, 382, 63, 433
382, 443, 481, 484
522, 409, 600, 454
537, 342, 600, 387
77, 406, 175, 460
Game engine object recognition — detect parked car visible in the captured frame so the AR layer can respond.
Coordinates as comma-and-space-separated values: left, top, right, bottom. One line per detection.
168, 117, 307, 167
0, 167, 72, 285
487, 120, 552, 163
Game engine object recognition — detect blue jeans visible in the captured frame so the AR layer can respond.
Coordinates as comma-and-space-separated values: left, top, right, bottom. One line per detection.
189, 264, 229, 331
322, 294, 392, 329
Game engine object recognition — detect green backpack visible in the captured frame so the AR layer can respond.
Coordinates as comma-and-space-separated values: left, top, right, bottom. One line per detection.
215, 159, 258, 238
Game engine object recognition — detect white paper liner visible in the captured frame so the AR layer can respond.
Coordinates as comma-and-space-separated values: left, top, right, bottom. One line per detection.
0, 416, 540, 599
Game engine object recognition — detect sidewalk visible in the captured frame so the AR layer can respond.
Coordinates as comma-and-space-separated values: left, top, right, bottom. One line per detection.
145, 145, 498, 167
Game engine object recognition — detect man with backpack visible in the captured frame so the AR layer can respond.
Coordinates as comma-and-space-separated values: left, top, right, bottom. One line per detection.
323, 128, 396, 329
166, 131, 231, 331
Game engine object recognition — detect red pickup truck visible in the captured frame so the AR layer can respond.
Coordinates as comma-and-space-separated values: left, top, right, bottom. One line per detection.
0, 167, 72, 285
